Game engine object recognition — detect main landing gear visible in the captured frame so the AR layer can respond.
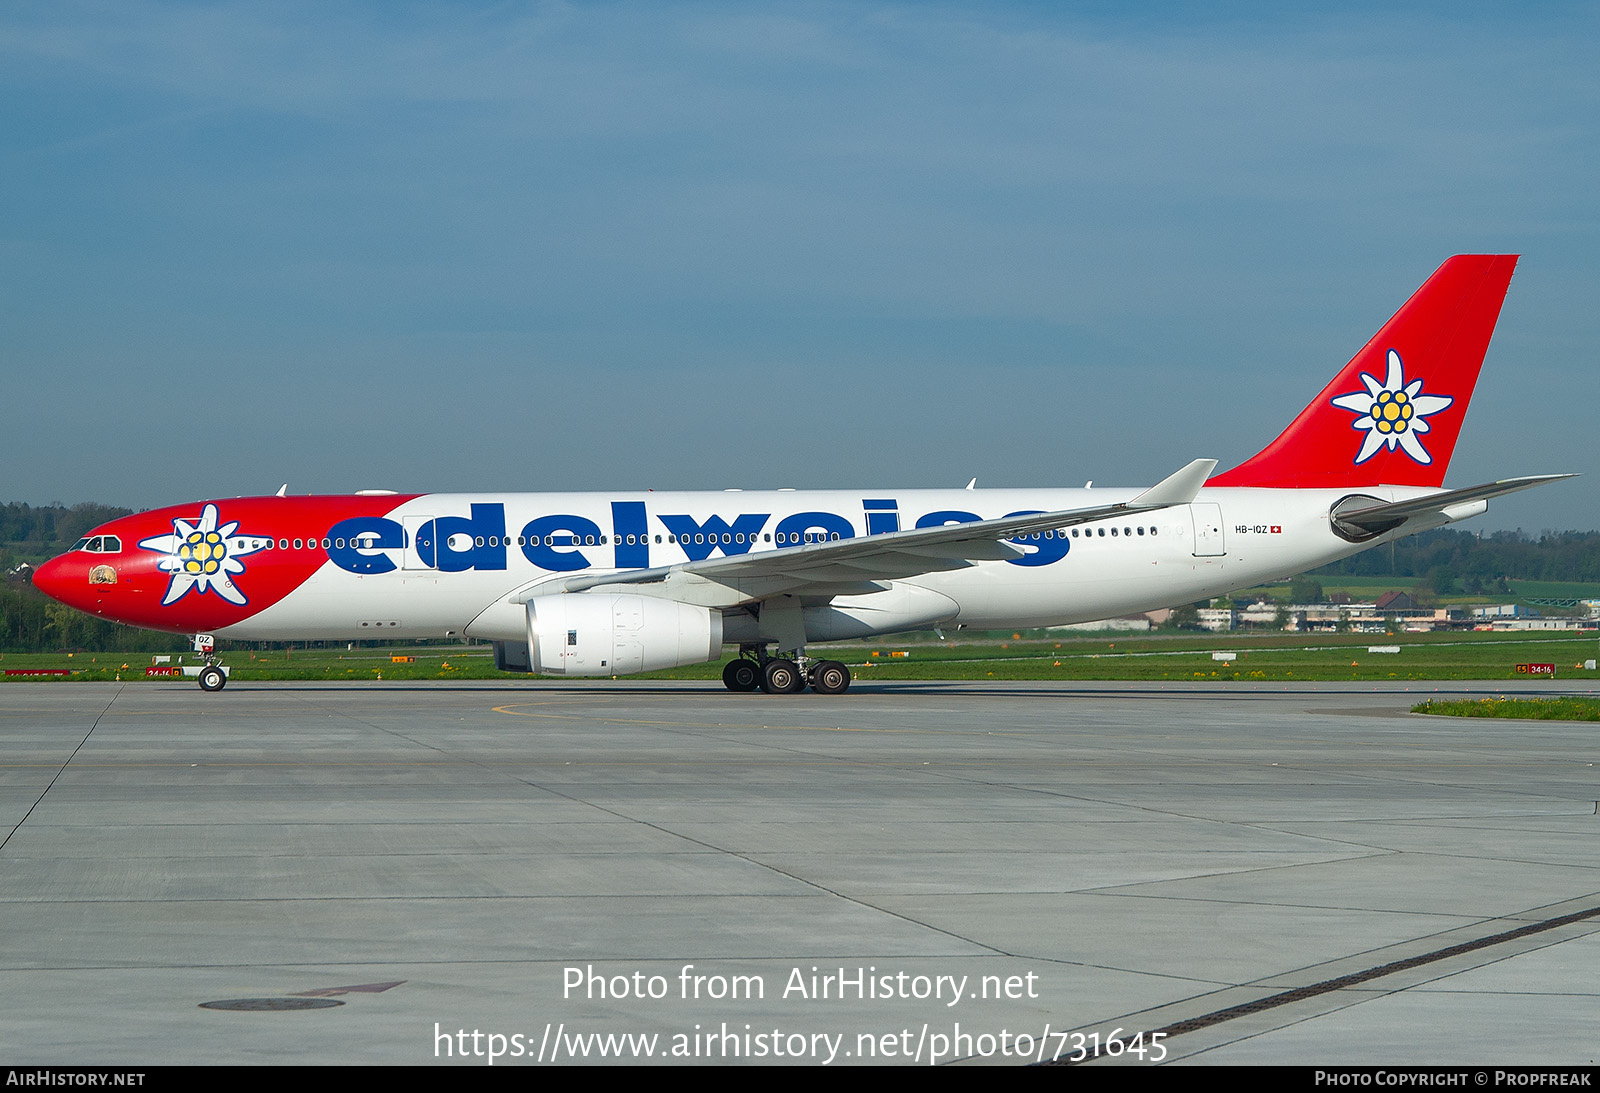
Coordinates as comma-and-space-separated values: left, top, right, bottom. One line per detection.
722, 645, 852, 695
721, 658, 761, 692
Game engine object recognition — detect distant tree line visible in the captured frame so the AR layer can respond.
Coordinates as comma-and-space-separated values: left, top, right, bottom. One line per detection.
0, 582, 187, 654
1311, 528, 1600, 595
0, 502, 133, 548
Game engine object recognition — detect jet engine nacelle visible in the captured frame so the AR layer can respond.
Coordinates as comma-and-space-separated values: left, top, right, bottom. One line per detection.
526, 593, 724, 676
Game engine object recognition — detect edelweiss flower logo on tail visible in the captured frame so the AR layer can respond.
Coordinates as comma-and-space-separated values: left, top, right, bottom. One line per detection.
139, 503, 268, 606
1330, 349, 1454, 465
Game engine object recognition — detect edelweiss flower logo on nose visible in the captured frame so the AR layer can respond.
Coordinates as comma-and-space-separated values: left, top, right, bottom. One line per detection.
139, 503, 269, 606
1330, 349, 1454, 465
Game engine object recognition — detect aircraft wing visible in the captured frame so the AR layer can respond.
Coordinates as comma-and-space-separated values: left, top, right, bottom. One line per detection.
1330, 475, 1576, 539
537, 459, 1218, 609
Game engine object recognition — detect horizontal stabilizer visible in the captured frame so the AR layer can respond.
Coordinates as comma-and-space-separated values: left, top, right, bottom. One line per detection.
1331, 475, 1575, 539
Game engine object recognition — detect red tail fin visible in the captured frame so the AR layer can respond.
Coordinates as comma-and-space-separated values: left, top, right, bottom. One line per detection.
1208, 255, 1518, 489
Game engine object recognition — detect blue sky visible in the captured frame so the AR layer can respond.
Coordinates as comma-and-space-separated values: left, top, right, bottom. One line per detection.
2, 2, 1595, 530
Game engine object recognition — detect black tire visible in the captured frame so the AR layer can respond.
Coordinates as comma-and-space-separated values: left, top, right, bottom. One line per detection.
722, 659, 761, 692
810, 660, 851, 694
761, 659, 802, 694
198, 665, 226, 692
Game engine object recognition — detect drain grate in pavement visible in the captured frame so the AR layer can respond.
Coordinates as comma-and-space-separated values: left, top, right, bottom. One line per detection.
199, 997, 345, 1012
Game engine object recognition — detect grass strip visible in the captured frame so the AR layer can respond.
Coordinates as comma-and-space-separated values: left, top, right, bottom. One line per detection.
1412, 697, 1600, 721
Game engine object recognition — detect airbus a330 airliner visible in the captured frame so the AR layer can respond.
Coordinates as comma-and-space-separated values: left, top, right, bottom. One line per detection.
34, 255, 1571, 694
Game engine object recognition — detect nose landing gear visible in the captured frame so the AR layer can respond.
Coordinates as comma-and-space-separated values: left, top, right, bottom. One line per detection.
192, 633, 228, 692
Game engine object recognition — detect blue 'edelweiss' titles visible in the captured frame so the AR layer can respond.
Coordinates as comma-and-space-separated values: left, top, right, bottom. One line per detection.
133, 499, 1078, 589
139, 503, 268, 605
1330, 349, 1454, 465
320, 501, 1073, 576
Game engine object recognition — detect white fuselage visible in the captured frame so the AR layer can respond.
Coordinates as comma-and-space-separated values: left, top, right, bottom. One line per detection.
217, 485, 1428, 644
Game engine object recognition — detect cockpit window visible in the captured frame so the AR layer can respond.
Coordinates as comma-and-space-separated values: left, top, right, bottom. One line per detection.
75, 536, 123, 554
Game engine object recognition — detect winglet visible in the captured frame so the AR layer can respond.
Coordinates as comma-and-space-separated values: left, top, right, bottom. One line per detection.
1129, 459, 1218, 508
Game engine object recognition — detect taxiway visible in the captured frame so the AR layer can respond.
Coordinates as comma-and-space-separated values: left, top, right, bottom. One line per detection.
3, 679, 1599, 1065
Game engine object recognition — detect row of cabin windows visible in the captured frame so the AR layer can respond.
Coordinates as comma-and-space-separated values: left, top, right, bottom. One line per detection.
1072, 526, 1158, 539
997, 526, 1157, 541
71, 524, 1163, 557
390, 527, 1166, 548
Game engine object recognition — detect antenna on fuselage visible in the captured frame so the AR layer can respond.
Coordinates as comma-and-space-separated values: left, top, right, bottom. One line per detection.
965, 478, 977, 490
275, 484, 288, 497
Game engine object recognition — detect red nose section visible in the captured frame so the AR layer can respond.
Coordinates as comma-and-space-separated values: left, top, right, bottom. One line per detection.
32, 541, 169, 626
31, 494, 419, 635
32, 554, 88, 612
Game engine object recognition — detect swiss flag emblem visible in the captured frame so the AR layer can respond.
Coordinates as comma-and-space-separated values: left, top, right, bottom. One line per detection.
1270, 525, 1282, 534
